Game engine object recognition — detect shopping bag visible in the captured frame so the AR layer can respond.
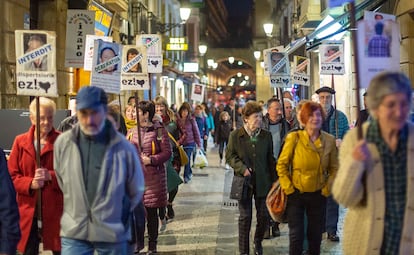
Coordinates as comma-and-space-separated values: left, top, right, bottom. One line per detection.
194, 149, 208, 168
266, 180, 288, 223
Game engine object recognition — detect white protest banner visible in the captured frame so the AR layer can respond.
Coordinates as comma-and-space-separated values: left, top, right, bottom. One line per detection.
136, 34, 163, 73
357, 19, 400, 88
64, 10, 95, 67
191, 83, 205, 102
90, 40, 122, 94
269, 75, 291, 88
263, 46, 284, 75
121, 45, 149, 91
83, 35, 112, 71
292, 56, 310, 86
15, 30, 57, 97
319, 41, 345, 75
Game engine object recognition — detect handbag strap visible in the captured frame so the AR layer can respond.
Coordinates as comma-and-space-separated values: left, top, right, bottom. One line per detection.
168, 132, 179, 147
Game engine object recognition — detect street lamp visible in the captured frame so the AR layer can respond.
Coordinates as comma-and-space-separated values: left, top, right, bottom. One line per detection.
254, 51, 261, 60
198, 44, 208, 56
156, 8, 192, 33
263, 23, 274, 37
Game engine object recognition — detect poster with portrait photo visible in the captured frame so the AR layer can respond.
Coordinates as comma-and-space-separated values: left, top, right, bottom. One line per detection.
191, 83, 205, 102
292, 56, 310, 86
83, 35, 112, 71
319, 41, 345, 75
357, 19, 400, 88
121, 45, 149, 91
136, 34, 163, 73
15, 30, 58, 97
90, 40, 122, 94
263, 46, 284, 75
364, 11, 395, 22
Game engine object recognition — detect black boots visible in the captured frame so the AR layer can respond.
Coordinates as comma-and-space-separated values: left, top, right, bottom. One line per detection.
167, 204, 175, 220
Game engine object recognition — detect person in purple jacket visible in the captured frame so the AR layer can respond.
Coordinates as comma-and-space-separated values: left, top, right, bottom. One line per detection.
194, 104, 208, 155
176, 102, 202, 183
127, 100, 172, 254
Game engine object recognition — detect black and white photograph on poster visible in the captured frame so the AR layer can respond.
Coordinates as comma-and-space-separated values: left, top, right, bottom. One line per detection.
64, 10, 95, 68
269, 75, 290, 88
121, 45, 149, 91
263, 46, 284, 75
136, 34, 163, 73
357, 19, 400, 88
15, 30, 58, 97
191, 83, 205, 102
319, 41, 345, 75
292, 56, 310, 86
90, 40, 122, 94
83, 35, 112, 71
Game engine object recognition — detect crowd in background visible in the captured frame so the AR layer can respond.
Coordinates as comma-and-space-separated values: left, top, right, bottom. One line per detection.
1, 71, 414, 255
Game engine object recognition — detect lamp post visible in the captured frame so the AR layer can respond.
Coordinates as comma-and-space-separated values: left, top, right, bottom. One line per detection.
263, 23, 274, 48
198, 44, 208, 101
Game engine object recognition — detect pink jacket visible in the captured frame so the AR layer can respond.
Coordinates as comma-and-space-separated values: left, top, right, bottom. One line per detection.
176, 115, 201, 147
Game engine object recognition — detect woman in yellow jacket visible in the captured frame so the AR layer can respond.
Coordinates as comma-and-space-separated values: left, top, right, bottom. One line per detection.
276, 101, 338, 255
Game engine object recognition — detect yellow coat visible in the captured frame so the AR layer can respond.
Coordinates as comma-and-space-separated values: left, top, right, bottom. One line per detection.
276, 129, 338, 196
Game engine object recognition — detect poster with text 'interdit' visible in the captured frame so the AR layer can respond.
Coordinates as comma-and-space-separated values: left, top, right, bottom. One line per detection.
136, 34, 163, 73
90, 40, 122, 94
15, 30, 57, 97
121, 45, 149, 91
83, 35, 112, 71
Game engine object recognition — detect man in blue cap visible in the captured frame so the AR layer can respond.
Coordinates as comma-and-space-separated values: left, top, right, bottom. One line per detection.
54, 86, 145, 254
316, 86, 349, 242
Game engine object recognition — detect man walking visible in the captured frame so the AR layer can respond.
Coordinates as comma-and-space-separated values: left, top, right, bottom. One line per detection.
54, 86, 144, 254
316, 86, 349, 242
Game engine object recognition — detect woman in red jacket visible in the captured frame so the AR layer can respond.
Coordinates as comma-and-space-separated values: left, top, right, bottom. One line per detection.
8, 97, 63, 255
127, 100, 172, 254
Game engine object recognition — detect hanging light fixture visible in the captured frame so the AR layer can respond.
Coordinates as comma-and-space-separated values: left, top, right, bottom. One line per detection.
228, 56, 235, 64
263, 23, 274, 37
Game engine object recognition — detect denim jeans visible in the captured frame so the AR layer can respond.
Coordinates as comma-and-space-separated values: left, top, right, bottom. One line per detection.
286, 190, 326, 255
61, 237, 128, 255
183, 143, 195, 182
325, 195, 339, 234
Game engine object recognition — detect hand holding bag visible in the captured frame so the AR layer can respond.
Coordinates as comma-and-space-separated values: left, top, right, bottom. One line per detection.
194, 149, 208, 168
168, 132, 189, 166
266, 180, 287, 223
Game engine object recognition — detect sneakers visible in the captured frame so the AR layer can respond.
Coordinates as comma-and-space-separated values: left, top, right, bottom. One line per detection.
327, 233, 340, 242
159, 218, 167, 232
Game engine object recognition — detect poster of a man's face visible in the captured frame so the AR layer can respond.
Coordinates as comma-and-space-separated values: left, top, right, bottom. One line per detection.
194, 84, 202, 95
269, 51, 287, 74
24, 33, 48, 71
126, 48, 142, 73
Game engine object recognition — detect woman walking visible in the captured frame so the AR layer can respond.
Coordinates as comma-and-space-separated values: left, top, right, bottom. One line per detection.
276, 101, 338, 255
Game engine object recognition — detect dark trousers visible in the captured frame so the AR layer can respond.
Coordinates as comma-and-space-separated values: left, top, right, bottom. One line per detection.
131, 202, 145, 251
325, 195, 339, 234
287, 191, 326, 255
22, 218, 61, 255
238, 196, 268, 254
145, 207, 160, 251
218, 140, 228, 160
168, 187, 178, 204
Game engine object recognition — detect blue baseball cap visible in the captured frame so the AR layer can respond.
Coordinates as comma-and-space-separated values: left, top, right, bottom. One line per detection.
76, 86, 108, 110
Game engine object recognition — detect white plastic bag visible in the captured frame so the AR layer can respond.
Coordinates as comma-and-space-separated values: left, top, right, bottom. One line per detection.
194, 149, 208, 168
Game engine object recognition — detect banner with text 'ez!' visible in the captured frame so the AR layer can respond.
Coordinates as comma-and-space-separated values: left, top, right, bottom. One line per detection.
121, 45, 149, 91
15, 30, 57, 97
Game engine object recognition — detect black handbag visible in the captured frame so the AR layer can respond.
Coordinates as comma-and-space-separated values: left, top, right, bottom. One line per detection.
230, 174, 252, 201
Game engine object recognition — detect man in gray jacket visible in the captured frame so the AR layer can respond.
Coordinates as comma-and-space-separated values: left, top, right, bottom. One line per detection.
54, 86, 144, 254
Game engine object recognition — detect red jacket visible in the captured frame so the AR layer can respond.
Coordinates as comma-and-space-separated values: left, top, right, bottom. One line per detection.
8, 125, 62, 252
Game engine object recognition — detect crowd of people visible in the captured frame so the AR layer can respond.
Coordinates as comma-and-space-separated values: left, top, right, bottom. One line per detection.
0, 71, 413, 255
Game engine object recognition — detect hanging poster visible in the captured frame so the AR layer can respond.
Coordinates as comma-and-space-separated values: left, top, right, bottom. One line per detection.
83, 35, 112, 71
90, 40, 122, 94
357, 18, 400, 88
15, 30, 58, 97
191, 83, 205, 102
319, 41, 345, 75
136, 34, 163, 73
121, 45, 149, 91
292, 56, 310, 86
64, 10, 95, 67
263, 46, 284, 75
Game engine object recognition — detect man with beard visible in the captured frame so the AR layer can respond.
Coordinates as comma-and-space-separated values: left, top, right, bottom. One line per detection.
316, 86, 349, 242
53, 86, 144, 254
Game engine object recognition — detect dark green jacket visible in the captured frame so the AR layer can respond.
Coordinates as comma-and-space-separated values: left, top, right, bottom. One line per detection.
226, 127, 276, 198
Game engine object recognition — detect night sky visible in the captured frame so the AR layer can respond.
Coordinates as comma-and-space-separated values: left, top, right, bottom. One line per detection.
223, 0, 253, 48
